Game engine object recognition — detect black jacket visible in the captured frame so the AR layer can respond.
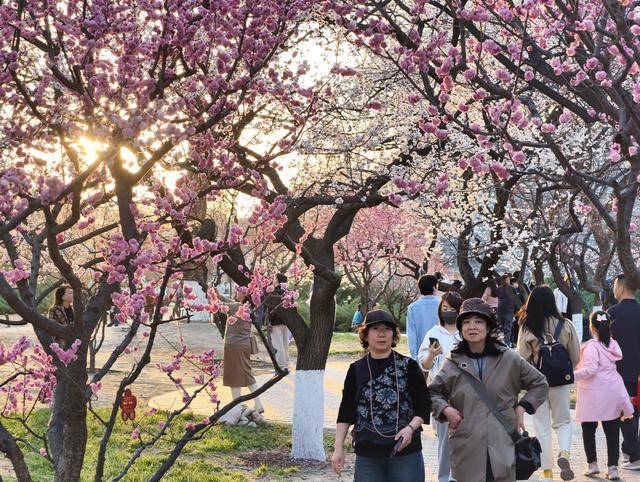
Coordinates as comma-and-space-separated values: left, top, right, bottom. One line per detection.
609, 299, 640, 382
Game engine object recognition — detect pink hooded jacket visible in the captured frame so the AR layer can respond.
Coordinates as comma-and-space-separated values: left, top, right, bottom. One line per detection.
574, 338, 634, 423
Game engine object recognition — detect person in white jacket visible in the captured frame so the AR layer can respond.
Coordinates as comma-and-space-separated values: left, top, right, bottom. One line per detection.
417, 291, 463, 482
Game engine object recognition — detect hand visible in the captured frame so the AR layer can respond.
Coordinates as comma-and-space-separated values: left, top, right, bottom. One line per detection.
429, 343, 443, 357
331, 446, 345, 475
394, 425, 415, 452
443, 406, 463, 429
515, 405, 526, 433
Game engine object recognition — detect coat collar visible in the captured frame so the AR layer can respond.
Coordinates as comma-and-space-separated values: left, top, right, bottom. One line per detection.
448, 343, 507, 382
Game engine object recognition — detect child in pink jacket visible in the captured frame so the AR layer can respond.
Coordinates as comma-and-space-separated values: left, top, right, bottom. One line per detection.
575, 311, 634, 480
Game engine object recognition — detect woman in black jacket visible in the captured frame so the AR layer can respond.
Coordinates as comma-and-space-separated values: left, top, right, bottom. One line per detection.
331, 310, 430, 481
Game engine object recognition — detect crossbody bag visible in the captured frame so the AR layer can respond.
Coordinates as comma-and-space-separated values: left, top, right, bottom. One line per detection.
456, 367, 541, 480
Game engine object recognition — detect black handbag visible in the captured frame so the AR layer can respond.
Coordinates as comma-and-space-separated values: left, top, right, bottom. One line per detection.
457, 367, 542, 480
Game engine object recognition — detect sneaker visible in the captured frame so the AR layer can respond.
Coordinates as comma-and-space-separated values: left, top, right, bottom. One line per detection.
622, 452, 630, 463
621, 459, 640, 470
606, 466, 620, 480
557, 451, 575, 480
584, 462, 599, 476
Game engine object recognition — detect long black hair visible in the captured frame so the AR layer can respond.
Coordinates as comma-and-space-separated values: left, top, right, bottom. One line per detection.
519, 285, 561, 339
52, 285, 71, 308
487, 278, 498, 297
589, 310, 611, 347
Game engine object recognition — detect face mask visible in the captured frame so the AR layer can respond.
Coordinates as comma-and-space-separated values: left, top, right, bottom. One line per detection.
441, 311, 458, 325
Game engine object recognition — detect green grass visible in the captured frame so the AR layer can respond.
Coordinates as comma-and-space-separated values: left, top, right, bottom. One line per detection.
330, 333, 358, 343
326, 332, 409, 356
291, 331, 410, 357
1, 409, 335, 481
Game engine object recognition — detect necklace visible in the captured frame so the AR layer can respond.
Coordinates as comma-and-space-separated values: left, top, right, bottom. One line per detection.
365, 350, 400, 438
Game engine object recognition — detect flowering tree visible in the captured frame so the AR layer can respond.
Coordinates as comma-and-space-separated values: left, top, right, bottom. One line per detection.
0, 0, 322, 479
328, 0, 640, 288
321, 0, 640, 320
335, 206, 426, 312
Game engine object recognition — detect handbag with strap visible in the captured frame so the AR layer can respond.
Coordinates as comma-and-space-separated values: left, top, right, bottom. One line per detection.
457, 367, 541, 480
536, 318, 574, 387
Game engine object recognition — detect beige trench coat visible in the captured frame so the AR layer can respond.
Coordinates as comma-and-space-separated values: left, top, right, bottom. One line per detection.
516, 316, 581, 367
429, 344, 548, 482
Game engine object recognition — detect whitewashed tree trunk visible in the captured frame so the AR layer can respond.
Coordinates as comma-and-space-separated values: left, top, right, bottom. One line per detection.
571, 313, 584, 342
291, 370, 326, 460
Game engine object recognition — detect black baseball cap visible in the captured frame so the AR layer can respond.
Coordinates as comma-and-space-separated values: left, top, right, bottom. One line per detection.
362, 309, 398, 328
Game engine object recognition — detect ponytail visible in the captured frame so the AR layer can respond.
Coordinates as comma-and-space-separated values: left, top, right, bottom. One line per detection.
590, 311, 611, 347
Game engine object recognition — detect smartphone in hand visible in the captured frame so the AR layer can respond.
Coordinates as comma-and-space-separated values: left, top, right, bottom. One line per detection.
428, 337, 440, 348
389, 438, 403, 458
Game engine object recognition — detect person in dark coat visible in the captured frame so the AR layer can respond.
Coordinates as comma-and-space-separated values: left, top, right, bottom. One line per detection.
496, 274, 522, 347
332, 310, 430, 481
608, 274, 640, 471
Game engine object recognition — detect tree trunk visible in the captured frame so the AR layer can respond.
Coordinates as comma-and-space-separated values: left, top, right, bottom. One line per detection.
89, 348, 96, 374
291, 274, 336, 460
548, 252, 586, 342
0, 421, 32, 482
89, 314, 106, 373
48, 349, 88, 481
568, 294, 585, 342
533, 259, 545, 285
291, 370, 326, 460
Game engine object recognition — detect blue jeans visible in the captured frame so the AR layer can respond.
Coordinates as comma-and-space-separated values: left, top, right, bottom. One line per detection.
354, 451, 425, 482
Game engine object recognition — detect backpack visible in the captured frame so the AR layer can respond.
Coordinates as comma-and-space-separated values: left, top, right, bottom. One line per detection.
536, 319, 574, 387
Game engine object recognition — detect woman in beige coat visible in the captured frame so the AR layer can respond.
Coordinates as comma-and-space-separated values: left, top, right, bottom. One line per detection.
429, 298, 548, 482
517, 286, 580, 481
221, 290, 265, 413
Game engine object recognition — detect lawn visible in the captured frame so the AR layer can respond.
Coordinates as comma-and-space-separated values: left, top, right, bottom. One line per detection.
287, 331, 409, 356
325, 331, 409, 356
0, 409, 336, 481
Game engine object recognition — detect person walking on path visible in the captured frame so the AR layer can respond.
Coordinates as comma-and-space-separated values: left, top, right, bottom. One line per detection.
418, 291, 463, 482
575, 311, 634, 480
608, 274, 640, 471
221, 290, 265, 413
497, 274, 523, 347
351, 303, 365, 331
512, 271, 530, 303
481, 277, 500, 311
332, 310, 430, 482
429, 298, 548, 482
407, 274, 440, 360
517, 286, 581, 481
265, 273, 291, 370
49, 285, 74, 348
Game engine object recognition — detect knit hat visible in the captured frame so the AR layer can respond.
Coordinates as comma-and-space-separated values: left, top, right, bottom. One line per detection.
456, 297, 496, 331
362, 309, 398, 328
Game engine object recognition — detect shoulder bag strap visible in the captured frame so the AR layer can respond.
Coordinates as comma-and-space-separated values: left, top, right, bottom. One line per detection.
456, 367, 522, 444
552, 318, 565, 342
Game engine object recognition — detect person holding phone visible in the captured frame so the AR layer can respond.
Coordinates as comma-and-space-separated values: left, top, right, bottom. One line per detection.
417, 291, 463, 482
331, 310, 430, 481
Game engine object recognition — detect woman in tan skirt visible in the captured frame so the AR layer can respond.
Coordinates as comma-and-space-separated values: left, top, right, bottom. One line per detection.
222, 291, 265, 413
